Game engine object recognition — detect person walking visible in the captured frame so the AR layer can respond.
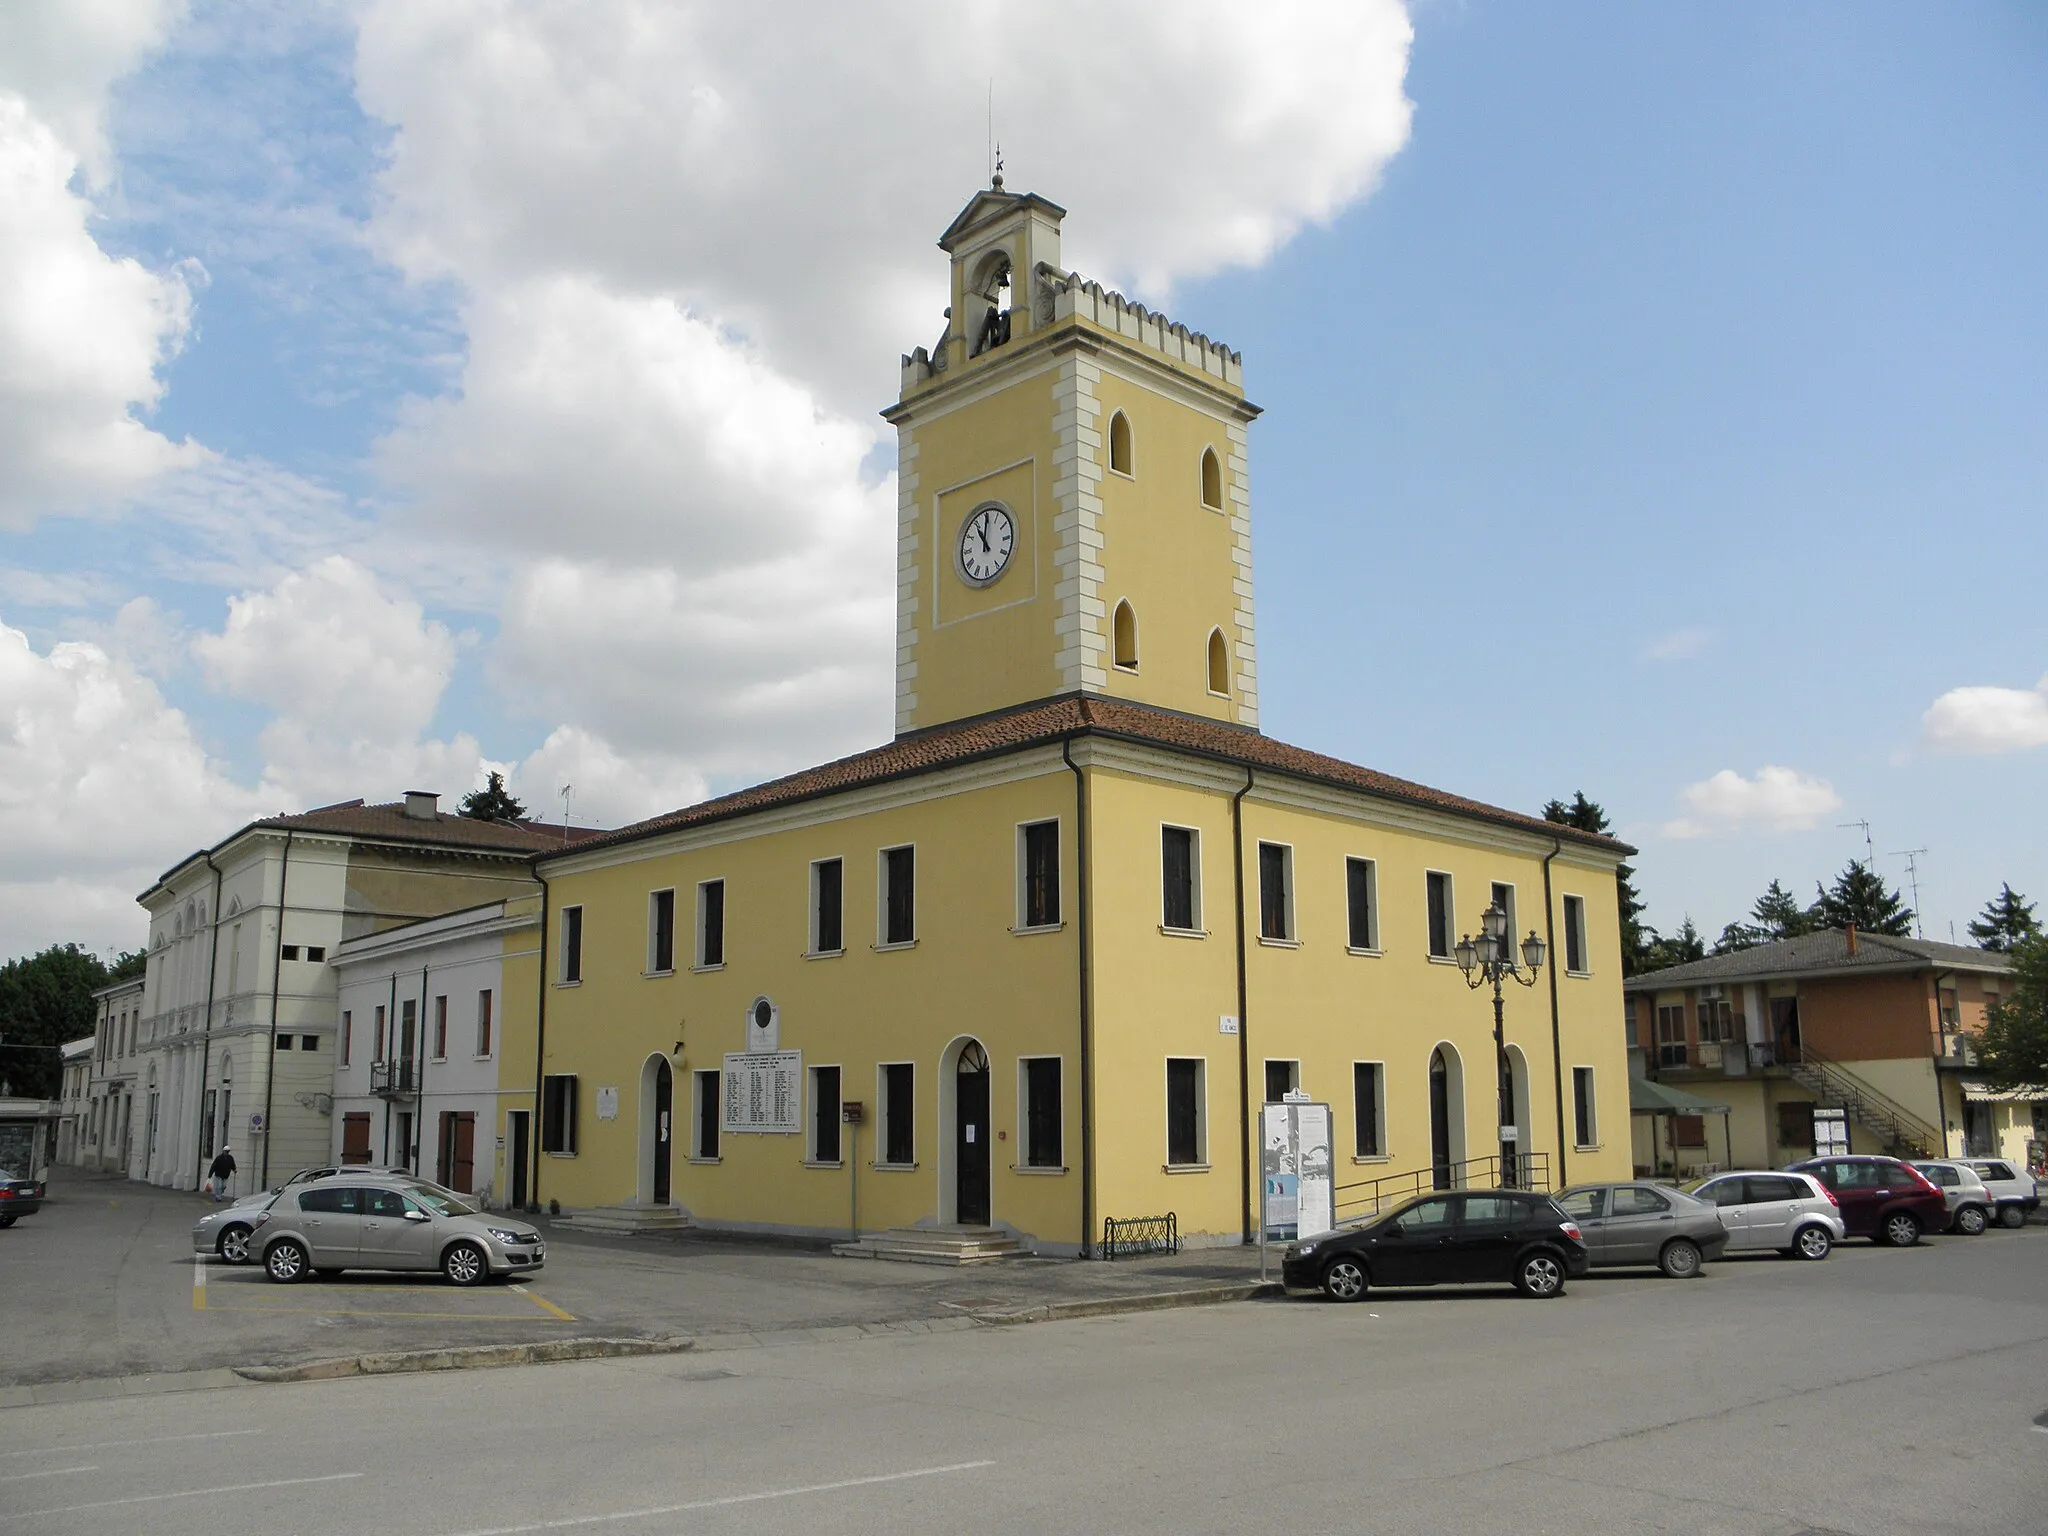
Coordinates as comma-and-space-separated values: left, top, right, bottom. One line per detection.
208, 1146, 236, 1203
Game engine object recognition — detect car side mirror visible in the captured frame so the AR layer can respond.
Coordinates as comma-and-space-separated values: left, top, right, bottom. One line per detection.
403, 1209, 430, 1222
1383, 1221, 1402, 1238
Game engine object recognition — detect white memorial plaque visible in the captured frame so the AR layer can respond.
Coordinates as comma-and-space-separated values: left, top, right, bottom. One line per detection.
723, 1050, 802, 1134
596, 1086, 620, 1121
745, 996, 780, 1053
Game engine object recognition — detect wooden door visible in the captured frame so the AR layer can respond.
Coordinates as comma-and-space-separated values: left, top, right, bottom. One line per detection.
956, 1065, 990, 1225
341, 1113, 372, 1164
507, 1111, 529, 1209
452, 1113, 475, 1193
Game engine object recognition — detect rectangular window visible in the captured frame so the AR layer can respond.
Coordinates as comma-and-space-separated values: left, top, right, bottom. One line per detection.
697, 879, 725, 968
1346, 858, 1379, 950
1697, 995, 1733, 1044
540, 1074, 578, 1154
432, 995, 448, 1059
1673, 1114, 1707, 1148
880, 846, 915, 946
279, 944, 300, 961
809, 1065, 842, 1163
341, 1010, 352, 1066
1490, 882, 1517, 954
274, 1033, 293, 1050
692, 1070, 721, 1159
559, 905, 583, 983
1258, 842, 1294, 941
400, 999, 417, 1060
649, 888, 676, 973
475, 990, 493, 1056
811, 858, 843, 954
1573, 1066, 1597, 1147
1020, 820, 1060, 929
301, 1035, 318, 1051
1656, 1004, 1688, 1068
1776, 1100, 1816, 1151
1162, 826, 1200, 931
1426, 871, 1454, 959
1563, 895, 1588, 973
374, 1004, 386, 1061
304, 945, 326, 963
1021, 1057, 1062, 1169
1263, 1059, 1299, 1103
880, 1063, 914, 1166
1353, 1062, 1385, 1157
1166, 1058, 1206, 1167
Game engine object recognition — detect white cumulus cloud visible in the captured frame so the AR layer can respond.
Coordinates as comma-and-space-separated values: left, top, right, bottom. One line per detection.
1920, 675, 2048, 756
1660, 765, 1843, 840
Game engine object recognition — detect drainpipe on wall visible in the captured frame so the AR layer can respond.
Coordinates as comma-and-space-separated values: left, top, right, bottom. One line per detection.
191, 851, 223, 1190
260, 830, 295, 1188
1061, 739, 1095, 1259
1542, 838, 1567, 1187
415, 962, 432, 1177
1931, 967, 1955, 1152
531, 866, 552, 1213
1231, 767, 1255, 1245
383, 970, 398, 1166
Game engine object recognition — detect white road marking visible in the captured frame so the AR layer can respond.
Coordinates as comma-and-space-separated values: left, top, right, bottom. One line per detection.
0, 1472, 362, 1523
0, 1466, 95, 1484
447, 1460, 999, 1535
0, 1429, 262, 1459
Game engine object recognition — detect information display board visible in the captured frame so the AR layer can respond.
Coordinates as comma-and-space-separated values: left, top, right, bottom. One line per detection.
722, 1050, 801, 1134
1260, 1101, 1334, 1242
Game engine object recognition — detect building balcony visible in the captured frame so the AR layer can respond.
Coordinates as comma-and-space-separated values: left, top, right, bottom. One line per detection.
370, 1059, 417, 1097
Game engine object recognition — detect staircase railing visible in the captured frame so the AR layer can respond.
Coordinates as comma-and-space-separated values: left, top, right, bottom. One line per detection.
1785, 1044, 1942, 1156
1331, 1152, 1552, 1226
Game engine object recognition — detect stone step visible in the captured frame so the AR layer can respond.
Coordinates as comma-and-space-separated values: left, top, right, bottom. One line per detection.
561, 1204, 690, 1236
833, 1226, 1026, 1266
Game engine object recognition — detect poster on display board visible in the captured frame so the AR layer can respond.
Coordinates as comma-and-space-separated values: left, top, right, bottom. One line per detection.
1260, 1101, 1334, 1242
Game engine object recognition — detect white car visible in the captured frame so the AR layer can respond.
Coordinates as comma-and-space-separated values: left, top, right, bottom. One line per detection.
1909, 1160, 1994, 1235
1683, 1170, 1847, 1260
1961, 1159, 2040, 1229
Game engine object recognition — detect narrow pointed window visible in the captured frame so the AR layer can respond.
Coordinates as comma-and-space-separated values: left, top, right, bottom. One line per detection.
1200, 447, 1223, 510
1108, 411, 1133, 476
1207, 628, 1229, 695
1113, 600, 1139, 671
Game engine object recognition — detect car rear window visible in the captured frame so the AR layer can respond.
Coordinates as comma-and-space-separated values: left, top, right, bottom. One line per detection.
1975, 1162, 2015, 1181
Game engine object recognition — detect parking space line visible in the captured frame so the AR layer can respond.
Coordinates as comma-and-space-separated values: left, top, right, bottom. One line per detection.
199, 1305, 567, 1321
192, 1253, 206, 1312
512, 1284, 576, 1322
0, 1466, 95, 1484
0, 1431, 262, 1460
0, 1472, 363, 1524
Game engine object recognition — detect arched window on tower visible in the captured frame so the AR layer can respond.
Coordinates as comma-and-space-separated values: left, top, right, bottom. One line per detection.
1200, 447, 1223, 510
1113, 600, 1139, 671
969, 251, 1014, 357
1108, 412, 1133, 476
1207, 628, 1230, 696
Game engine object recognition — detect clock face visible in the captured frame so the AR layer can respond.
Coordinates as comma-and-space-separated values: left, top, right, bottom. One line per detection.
957, 502, 1016, 586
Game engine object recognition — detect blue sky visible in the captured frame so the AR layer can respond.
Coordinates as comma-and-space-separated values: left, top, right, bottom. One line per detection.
0, 2, 2042, 956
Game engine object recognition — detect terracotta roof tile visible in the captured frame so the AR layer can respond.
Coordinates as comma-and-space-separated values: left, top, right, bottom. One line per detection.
556, 695, 1633, 861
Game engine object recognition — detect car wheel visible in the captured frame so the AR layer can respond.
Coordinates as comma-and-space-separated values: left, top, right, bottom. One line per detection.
1790, 1224, 1832, 1261
1658, 1238, 1703, 1279
1881, 1212, 1921, 1247
442, 1241, 489, 1287
1320, 1257, 1368, 1302
1514, 1250, 1565, 1298
217, 1224, 252, 1264
264, 1239, 309, 1283
1998, 1205, 2027, 1230
1955, 1205, 1988, 1236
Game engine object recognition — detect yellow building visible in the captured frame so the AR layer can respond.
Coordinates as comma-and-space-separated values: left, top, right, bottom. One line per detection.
528, 182, 1634, 1253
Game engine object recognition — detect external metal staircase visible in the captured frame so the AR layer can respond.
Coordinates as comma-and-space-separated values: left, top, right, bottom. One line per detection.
1783, 1045, 1942, 1158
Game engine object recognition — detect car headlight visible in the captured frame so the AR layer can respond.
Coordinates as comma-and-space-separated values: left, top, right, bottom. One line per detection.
485, 1227, 527, 1245
1293, 1242, 1318, 1259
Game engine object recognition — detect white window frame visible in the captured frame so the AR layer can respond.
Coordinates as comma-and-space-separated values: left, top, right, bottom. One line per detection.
1572, 1065, 1598, 1149
1262, 1058, 1301, 1104
474, 989, 494, 1060
876, 843, 917, 950
1256, 840, 1297, 946
875, 1061, 915, 1169
1424, 870, 1455, 961
1164, 1056, 1209, 1170
558, 905, 584, 985
1491, 881, 1518, 961
695, 878, 726, 971
431, 995, 448, 1062
1563, 894, 1590, 976
1345, 856, 1381, 954
1161, 824, 1205, 936
808, 856, 845, 958
1014, 819, 1063, 933
647, 887, 677, 975
1352, 1060, 1388, 1160
806, 1064, 844, 1166
1016, 1054, 1065, 1172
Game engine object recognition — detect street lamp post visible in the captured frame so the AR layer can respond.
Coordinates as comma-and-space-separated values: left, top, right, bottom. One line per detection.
1454, 903, 1546, 1187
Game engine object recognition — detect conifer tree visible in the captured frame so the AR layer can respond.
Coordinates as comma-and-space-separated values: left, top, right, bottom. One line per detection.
1979, 935, 2048, 1090
1715, 879, 1816, 952
1967, 884, 2041, 952
1810, 859, 1913, 936
1543, 791, 1652, 975
1642, 916, 1706, 971
459, 771, 529, 823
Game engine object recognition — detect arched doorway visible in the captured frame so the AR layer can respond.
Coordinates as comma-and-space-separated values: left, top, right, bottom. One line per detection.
1429, 1045, 1466, 1190
1503, 1045, 1532, 1188
943, 1039, 992, 1226
640, 1055, 674, 1205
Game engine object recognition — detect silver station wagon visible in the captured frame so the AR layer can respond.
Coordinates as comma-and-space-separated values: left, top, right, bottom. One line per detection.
252, 1179, 545, 1286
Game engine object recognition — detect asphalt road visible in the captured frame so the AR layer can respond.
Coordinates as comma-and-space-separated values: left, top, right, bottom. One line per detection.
3, 1222, 2043, 1534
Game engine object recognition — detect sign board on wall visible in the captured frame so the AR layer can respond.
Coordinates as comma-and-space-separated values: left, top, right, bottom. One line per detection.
1260, 1101, 1334, 1242
723, 1051, 801, 1134
596, 1086, 620, 1121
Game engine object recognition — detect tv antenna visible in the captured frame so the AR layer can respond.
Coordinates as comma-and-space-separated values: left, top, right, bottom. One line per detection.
1838, 819, 1874, 868
559, 783, 573, 843
1890, 848, 1928, 938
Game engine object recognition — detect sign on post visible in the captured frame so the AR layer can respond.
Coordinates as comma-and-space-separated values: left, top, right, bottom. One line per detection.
722, 1050, 801, 1134
1260, 1101, 1334, 1244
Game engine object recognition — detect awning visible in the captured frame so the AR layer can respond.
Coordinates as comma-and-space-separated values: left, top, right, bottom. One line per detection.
1629, 1077, 1731, 1117
1960, 1082, 2048, 1104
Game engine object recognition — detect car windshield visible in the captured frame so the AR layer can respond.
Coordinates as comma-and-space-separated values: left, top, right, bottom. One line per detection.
405, 1187, 478, 1218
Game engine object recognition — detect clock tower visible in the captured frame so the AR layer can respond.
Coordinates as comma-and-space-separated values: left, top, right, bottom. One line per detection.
883, 179, 1261, 736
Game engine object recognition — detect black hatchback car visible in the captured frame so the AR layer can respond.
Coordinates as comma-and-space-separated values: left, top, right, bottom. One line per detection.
1283, 1189, 1589, 1300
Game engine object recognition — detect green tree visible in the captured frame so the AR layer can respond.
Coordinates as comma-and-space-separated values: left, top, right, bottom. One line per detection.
1810, 859, 1913, 936
0, 944, 115, 1099
459, 771, 528, 823
1714, 878, 1817, 953
1977, 934, 2048, 1091
1641, 916, 1706, 972
1543, 791, 1652, 976
1967, 884, 2041, 952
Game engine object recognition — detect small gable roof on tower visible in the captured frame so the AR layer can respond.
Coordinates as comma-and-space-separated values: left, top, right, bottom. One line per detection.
937, 187, 1066, 252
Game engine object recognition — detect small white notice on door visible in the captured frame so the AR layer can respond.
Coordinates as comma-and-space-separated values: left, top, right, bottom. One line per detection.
965, 1126, 976, 1143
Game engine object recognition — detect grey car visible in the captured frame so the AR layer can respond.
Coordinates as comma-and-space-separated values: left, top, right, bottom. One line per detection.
1962, 1158, 2041, 1228
1555, 1182, 1728, 1277
1684, 1170, 1845, 1259
253, 1178, 544, 1285
1909, 1160, 1993, 1235
191, 1164, 413, 1264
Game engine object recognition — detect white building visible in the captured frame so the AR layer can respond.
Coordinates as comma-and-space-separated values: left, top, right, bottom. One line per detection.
55, 1036, 93, 1165
80, 977, 145, 1174
134, 794, 562, 1198
330, 900, 538, 1203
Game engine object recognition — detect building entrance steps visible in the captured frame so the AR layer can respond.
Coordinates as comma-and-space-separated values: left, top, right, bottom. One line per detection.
559, 1204, 690, 1237
833, 1225, 1027, 1265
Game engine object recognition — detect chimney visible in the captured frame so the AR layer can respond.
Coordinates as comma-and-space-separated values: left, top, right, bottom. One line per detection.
1844, 923, 1858, 957
402, 790, 439, 821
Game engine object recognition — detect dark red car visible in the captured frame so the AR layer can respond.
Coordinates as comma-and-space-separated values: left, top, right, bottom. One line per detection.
1785, 1155, 1948, 1246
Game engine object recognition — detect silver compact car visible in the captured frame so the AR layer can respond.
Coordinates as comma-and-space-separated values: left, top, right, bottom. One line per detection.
191, 1164, 413, 1264
253, 1178, 545, 1286
1555, 1182, 1729, 1277
1684, 1170, 1846, 1259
